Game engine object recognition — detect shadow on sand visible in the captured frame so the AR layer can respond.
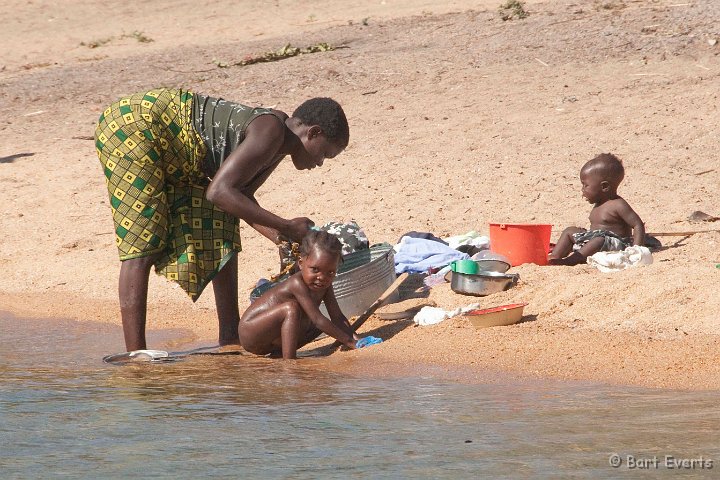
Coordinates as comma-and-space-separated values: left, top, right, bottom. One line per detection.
0, 152, 35, 164
301, 319, 415, 358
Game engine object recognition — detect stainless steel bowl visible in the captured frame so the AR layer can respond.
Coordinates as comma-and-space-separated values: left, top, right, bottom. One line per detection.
450, 271, 519, 297
474, 259, 511, 273
443, 259, 512, 282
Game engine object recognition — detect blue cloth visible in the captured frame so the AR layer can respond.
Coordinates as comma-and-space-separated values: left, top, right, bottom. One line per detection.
356, 336, 383, 348
393, 236, 470, 274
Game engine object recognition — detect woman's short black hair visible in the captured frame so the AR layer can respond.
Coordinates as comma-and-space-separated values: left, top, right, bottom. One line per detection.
292, 98, 349, 148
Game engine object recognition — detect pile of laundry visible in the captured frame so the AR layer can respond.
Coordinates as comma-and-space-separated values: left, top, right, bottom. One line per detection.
391, 230, 509, 287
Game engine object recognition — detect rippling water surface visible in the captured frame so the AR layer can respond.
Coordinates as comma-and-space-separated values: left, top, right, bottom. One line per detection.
1, 312, 718, 478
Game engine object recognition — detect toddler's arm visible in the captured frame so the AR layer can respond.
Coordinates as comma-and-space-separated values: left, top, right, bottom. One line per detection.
291, 284, 356, 349
617, 200, 645, 246
323, 288, 360, 340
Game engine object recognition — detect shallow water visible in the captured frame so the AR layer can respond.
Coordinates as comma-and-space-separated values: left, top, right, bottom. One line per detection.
1, 312, 718, 478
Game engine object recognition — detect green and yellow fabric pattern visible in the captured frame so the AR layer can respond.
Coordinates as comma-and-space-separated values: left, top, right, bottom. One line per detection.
95, 88, 241, 301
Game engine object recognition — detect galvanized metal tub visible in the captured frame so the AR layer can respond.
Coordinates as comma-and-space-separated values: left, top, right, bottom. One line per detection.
320, 243, 398, 318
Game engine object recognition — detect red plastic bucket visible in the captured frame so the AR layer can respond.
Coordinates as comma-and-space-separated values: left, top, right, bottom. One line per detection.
489, 223, 552, 266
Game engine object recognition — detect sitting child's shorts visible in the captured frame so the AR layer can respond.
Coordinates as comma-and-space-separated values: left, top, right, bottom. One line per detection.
572, 229, 630, 252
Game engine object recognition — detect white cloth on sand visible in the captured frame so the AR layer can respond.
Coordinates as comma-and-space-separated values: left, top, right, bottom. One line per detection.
586, 246, 653, 273
444, 230, 490, 250
414, 303, 481, 326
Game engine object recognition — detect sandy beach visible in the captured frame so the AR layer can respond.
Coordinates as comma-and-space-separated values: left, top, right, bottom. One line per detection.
1, 0, 719, 390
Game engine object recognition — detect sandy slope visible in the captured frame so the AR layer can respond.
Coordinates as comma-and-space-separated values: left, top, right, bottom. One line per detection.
1, 0, 719, 389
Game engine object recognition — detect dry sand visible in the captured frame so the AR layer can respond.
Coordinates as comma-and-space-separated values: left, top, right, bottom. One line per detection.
1, 0, 719, 390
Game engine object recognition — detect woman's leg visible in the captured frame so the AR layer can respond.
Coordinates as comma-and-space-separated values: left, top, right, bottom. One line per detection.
118, 253, 160, 351
95, 92, 171, 351
212, 255, 241, 346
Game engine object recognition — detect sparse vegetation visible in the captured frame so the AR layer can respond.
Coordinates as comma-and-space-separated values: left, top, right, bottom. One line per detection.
124, 31, 154, 43
598, 1, 627, 10
499, 0, 529, 21
80, 37, 113, 49
80, 31, 153, 48
348, 17, 370, 26
214, 42, 339, 68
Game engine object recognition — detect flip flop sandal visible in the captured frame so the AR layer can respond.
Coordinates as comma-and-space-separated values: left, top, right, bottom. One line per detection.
102, 349, 181, 364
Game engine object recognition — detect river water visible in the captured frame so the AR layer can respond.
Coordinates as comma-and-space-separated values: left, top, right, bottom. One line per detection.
1, 311, 717, 478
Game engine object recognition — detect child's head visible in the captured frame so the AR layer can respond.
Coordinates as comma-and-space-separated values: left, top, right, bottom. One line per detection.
293, 97, 349, 149
580, 153, 625, 203
298, 230, 343, 291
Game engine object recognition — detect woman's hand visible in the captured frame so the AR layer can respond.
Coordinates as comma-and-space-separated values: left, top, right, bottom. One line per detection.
284, 217, 315, 242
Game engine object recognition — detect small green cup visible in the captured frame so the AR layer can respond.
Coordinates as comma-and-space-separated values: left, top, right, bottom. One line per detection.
450, 259, 480, 275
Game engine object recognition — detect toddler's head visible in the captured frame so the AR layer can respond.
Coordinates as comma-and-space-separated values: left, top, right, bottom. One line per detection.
580, 153, 625, 203
581, 153, 624, 187
300, 230, 343, 261
298, 230, 343, 290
